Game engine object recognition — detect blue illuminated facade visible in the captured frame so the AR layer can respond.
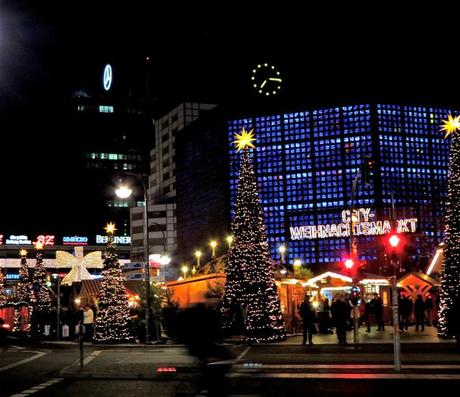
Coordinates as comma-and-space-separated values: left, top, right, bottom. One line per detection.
228, 104, 451, 271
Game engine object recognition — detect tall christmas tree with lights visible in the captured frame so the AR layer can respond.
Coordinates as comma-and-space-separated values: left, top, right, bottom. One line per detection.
30, 243, 51, 337
438, 115, 460, 337
94, 223, 132, 343
17, 249, 34, 304
222, 128, 285, 343
0, 267, 6, 306
32, 243, 52, 312
13, 249, 34, 333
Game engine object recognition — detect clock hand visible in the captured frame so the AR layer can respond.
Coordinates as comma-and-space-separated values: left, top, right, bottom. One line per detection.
269, 78, 282, 82
260, 80, 267, 88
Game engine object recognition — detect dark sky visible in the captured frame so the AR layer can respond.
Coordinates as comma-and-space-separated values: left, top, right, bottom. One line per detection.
0, 1, 457, 235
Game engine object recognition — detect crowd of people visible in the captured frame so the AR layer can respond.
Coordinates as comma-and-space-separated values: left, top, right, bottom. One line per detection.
299, 291, 439, 345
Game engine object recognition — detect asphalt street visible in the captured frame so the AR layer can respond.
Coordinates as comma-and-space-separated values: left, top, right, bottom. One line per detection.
1, 340, 460, 397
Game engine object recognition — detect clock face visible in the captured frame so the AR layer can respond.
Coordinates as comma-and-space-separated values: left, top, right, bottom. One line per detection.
251, 63, 282, 96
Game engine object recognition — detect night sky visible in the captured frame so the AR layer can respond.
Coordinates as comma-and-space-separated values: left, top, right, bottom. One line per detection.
0, 2, 457, 236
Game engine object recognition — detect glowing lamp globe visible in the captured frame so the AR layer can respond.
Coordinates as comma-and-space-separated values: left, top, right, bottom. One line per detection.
389, 234, 400, 248
115, 185, 132, 199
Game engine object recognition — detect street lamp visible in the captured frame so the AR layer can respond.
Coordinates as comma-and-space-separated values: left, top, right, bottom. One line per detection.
226, 235, 233, 249
293, 259, 301, 274
278, 245, 286, 264
194, 250, 202, 267
210, 240, 218, 258
52, 273, 63, 341
181, 265, 189, 279
115, 174, 160, 344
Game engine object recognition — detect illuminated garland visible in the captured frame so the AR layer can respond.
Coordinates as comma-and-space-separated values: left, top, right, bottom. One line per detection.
222, 133, 286, 343
439, 115, 460, 337
94, 226, 133, 343
0, 268, 6, 306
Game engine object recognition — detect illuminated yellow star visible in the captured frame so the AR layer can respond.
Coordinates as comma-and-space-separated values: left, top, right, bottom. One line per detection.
233, 127, 256, 152
34, 242, 43, 250
104, 222, 117, 235
19, 249, 27, 257
441, 114, 460, 138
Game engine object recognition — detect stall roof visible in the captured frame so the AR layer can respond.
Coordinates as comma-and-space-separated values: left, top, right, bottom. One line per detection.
426, 244, 444, 276
397, 272, 440, 288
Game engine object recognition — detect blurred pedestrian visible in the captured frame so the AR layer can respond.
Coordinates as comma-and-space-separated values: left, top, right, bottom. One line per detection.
400, 295, 412, 331
331, 294, 348, 344
373, 293, 385, 331
299, 295, 316, 346
425, 293, 434, 326
414, 295, 425, 331
82, 305, 94, 341
178, 303, 233, 396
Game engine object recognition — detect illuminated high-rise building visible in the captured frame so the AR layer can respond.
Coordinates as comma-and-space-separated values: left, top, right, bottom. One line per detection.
228, 104, 452, 272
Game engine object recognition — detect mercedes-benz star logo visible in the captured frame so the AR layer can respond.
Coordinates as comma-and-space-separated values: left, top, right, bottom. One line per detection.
103, 64, 112, 91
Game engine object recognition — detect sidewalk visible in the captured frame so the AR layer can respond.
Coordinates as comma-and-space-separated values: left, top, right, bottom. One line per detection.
281, 325, 454, 345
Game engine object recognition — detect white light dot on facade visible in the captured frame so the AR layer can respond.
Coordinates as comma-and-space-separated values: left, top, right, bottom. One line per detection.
103, 64, 113, 91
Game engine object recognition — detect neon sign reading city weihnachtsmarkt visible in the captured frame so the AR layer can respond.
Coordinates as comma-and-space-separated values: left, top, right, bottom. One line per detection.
290, 208, 417, 240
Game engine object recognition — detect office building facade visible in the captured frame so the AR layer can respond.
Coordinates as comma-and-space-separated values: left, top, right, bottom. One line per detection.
130, 103, 216, 264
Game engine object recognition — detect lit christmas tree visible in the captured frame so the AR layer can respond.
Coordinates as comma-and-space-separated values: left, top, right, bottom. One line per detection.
438, 115, 460, 337
14, 249, 34, 333
0, 267, 6, 306
94, 223, 132, 343
17, 249, 34, 303
222, 128, 286, 343
32, 243, 52, 313
30, 243, 51, 337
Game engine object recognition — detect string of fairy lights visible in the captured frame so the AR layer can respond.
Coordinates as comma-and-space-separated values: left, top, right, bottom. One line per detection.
438, 115, 460, 337
222, 128, 286, 343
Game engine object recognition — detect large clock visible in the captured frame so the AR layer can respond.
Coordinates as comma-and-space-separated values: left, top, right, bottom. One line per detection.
251, 63, 282, 96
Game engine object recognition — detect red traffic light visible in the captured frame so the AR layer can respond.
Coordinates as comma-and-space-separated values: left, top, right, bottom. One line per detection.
344, 258, 355, 269
388, 234, 401, 248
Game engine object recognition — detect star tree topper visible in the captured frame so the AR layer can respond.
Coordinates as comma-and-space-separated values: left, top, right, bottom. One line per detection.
104, 222, 117, 235
233, 127, 256, 151
441, 114, 460, 138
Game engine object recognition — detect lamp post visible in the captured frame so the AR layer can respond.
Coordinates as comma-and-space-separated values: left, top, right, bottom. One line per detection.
181, 265, 189, 279
226, 235, 233, 249
194, 250, 202, 267
293, 259, 301, 275
279, 245, 286, 264
210, 240, 218, 259
52, 273, 61, 341
116, 175, 152, 344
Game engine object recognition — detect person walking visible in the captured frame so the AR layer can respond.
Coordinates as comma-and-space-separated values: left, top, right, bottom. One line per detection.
400, 295, 412, 331
373, 293, 385, 331
82, 305, 95, 341
331, 294, 349, 344
299, 296, 316, 346
414, 295, 425, 331
425, 293, 434, 326
364, 295, 375, 332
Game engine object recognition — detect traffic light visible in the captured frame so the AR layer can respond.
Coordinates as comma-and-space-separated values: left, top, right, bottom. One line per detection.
344, 258, 355, 270
351, 285, 361, 305
361, 156, 374, 185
